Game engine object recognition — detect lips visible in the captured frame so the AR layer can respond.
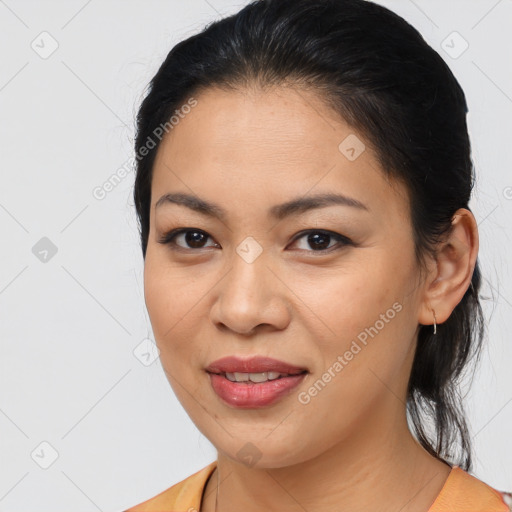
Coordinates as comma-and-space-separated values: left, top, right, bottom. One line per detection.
205, 355, 308, 376
205, 356, 309, 408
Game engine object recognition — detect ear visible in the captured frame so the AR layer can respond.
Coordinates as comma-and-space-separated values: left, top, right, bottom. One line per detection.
418, 208, 479, 328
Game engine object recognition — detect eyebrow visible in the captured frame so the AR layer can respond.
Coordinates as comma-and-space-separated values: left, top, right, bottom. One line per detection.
155, 191, 369, 221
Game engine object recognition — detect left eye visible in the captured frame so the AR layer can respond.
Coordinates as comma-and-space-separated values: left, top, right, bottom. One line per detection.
290, 230, 352, 252
158, 229, 218, 250
158, 228, 352, 253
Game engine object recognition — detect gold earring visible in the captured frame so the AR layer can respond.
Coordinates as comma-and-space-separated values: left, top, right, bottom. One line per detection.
432, 309, 437, 335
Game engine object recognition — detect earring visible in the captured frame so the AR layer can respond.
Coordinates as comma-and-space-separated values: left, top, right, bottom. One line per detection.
432, 309, 437, 335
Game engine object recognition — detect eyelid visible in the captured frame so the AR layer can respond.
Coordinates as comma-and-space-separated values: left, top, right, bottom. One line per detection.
289, 229, 352, 254
157, 228, 219, 249
158, 227, 353, 253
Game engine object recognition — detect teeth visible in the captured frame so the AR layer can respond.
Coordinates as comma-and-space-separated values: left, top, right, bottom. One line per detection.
224, 371, 286, 383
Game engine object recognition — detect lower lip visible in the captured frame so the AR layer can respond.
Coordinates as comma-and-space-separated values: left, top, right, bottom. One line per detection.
208, 372, 307, 408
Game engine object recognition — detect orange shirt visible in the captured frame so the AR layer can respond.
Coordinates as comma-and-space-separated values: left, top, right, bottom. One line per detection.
125, 461, 511, 512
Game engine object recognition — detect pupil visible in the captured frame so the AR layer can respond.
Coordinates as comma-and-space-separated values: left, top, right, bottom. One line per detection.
186, 231, 206, 248
309, 232, 330, 250
183, 232, 331, 250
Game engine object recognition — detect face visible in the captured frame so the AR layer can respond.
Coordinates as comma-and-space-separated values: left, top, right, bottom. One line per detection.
143, 85, 427, 468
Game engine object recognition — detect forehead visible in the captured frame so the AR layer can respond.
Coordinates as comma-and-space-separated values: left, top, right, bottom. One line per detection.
158, 85, 353, 165
150, 85, 408, 223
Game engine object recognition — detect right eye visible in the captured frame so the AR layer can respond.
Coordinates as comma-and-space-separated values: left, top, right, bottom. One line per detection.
158, 228, 220, 251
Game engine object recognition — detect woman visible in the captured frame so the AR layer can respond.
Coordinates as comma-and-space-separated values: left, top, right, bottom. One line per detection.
126, 0, 511, 510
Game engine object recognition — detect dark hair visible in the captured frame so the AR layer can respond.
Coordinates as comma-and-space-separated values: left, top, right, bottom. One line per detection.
133, 0, 484, 472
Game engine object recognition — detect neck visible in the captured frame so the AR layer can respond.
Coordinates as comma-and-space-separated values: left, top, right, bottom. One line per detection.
202, 407, 452, 512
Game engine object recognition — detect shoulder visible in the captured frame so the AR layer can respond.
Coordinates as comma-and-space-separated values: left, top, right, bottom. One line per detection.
429, 466, 511, 512
499, 491, 512, 512
124, 461, 217, 512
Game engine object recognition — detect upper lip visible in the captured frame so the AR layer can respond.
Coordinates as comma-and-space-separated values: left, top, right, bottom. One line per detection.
205, 356, 308, 375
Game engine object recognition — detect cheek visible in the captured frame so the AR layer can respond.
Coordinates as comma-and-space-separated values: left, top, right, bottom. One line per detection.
291, 257, 404, 342
143, 261, 203, 406
143, 257, 194, 348
143, 253, 216, 379
144, 259, 171, 334
144, 248, 189, 316
296, 251, 416, 380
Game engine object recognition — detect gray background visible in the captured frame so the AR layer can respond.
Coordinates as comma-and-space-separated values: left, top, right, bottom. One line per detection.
0, 0, 511, 511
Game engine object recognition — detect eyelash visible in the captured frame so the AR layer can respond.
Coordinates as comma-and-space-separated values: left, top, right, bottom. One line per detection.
157, 228, 353, 254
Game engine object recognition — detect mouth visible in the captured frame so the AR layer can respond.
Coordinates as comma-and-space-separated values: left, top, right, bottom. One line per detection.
205, 355, 309, 375
207, 370, 308, 383
205, 355, 309, 408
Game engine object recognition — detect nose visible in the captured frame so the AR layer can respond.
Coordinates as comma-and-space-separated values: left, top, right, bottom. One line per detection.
209, 246, 291, 336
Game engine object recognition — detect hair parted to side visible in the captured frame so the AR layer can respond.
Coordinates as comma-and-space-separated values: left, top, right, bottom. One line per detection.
133, 0, 484, 472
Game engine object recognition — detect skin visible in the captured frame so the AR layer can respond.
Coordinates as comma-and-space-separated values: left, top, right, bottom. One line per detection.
142, 85, 479, 512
